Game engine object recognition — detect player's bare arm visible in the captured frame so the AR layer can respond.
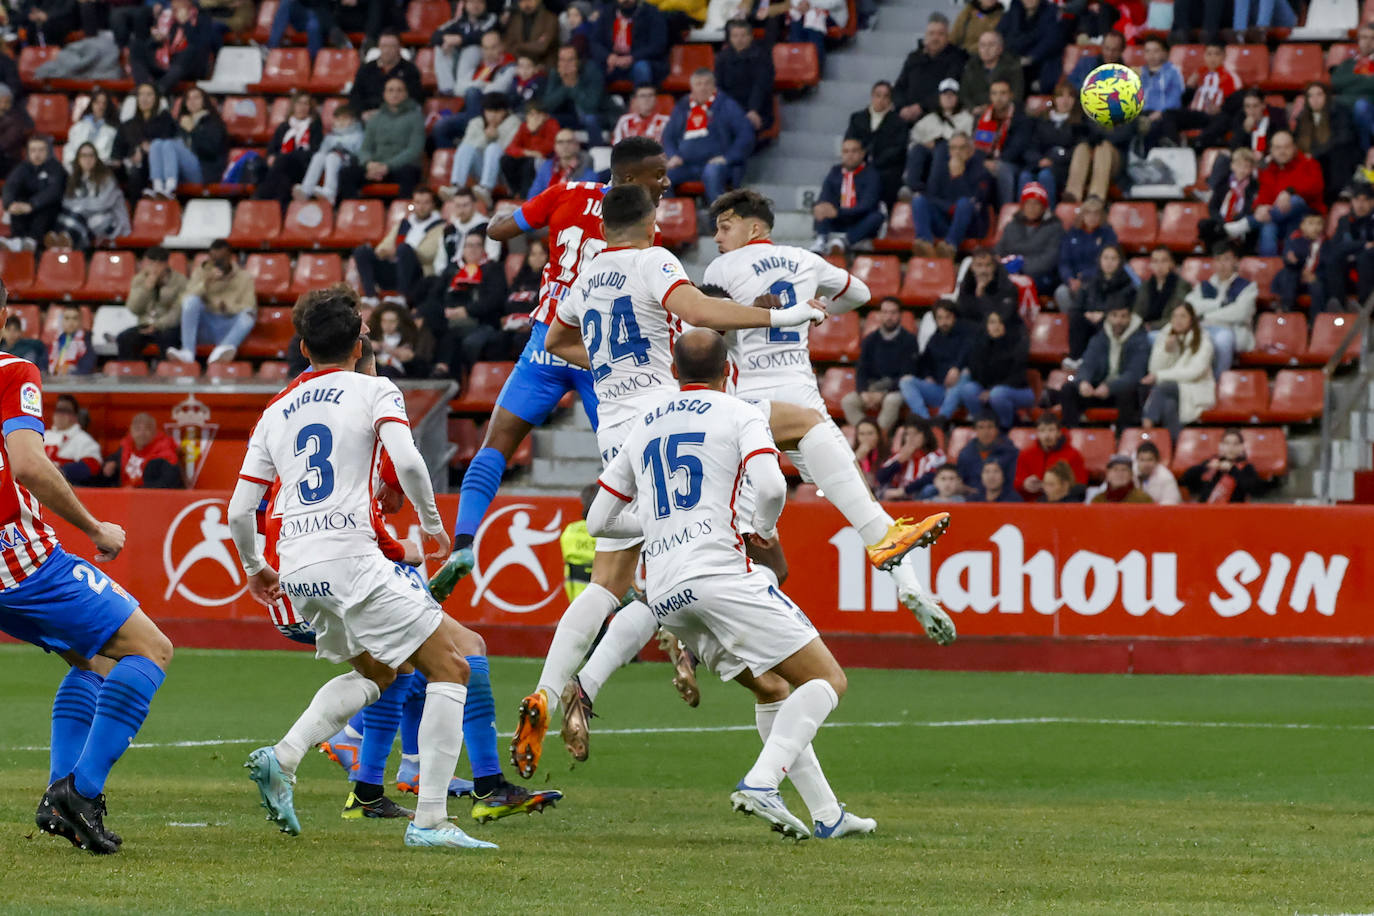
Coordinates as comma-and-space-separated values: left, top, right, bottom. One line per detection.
4, 428, 124, 561
663, 283, 826, 332
545, 318, 591, 369
486, 214, 524, 244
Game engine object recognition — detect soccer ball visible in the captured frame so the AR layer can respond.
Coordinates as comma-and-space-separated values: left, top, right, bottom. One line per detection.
1080, 64, 1144, 127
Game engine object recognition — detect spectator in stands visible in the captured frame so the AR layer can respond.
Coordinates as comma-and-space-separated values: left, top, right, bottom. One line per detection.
0, 39, 18, 104
956, 247, 1023, 335
147, 87, 227, 198
843, 297, 915, 435
49, 143, 129, 252
1332, 23, 1374, 150
333, 0, 405, 49
266, 0, 332, 61
1063, 105, 1131, 205
971, 458, 1021, 502
741, 0, 789, 45
353, 186, 446, 308
1040, 460, 1082, 504
1066, 29, 1124, 89
445, 185, 501, 261
543, 45, 609, 146
1014, 414, 1086, 501
613, 84, 670, 144
717, 20, 774, 135
19, 0, 78, 46
0, 85, 33, 179
167, 238, 257, 365
851, 419, 886, 489
909, 132, 990, 259
811, 137, 883, 254
129, 0, 215, 95
1324, 182, 1374, 308
1068, 243, 1136, 360
367, 302, 432, 378
950, 0, 1003, 56
529, 129, 595, 198
560, 1, 597, 56
1022, 82, 1087, 208
340, 77, 425, 201
500, 102, 561, 199
1091, 455, 1152, 503
432, 0, 499, 95
956, 411, 1018, 488
1180, 428, 1261, 502
255, 92, 324, 209
502, 237, 547, 340
294, 104, 363, 204
900, 299, 972, 421
1059, 299, 1149, 431
905, 79, 973, 196
349, 30, 423, 116
117, 246, 186, 360
428, 231, 509, 378
3, 136, 65, 252
875, 417, 945, 501
951, 311, 1032, 429
893, 13, 968, 124
461, 32, 519, 128
1141, 301, 1215, 441
1135, 440, 1181, 505
1186, 242, 1256, 374
508, 55, 548, 115
1136, 36, 1184, 152
65, 88, 117, 169
997, 0, 1062, 95
1178, 42, 1241, 138
1232, 0, 1298, 37
1201, 146, 1259, 253
47, 306, 95, 377
506, 0, 561, 69
1294, 82, 1356, 207
997, 182, 1062, 294
788, 0, 846, 68
1134, 246, 1191, 332
960, 30, 1023, 111
1274, 212, 1330, 319
1054, 197, 1118, 313
45, 395, 100, 482
971, 79, 1033, 209
112, 82, 173, 202
664, 69, 755, 206
922, 463, 966, 502
1, 315, 45, 367
447, 94, 520, 204
1199, 90, 1287, 165
1170, 0, 1225, 44
104, 413, 182, 489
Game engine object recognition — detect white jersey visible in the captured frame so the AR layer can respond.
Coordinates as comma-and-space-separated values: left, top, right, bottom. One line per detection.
702, 242, 856, 401
555, 245, 693, 430
238, 368, 409, 577
598, 388, 778, 594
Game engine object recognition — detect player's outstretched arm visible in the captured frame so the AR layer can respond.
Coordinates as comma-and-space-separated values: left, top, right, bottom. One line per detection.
486, 212, 526, 244
4, 428, 124, 561
227, 477, 280, 605
821, 274, 873, 316
586, 481, 642, 539
664, 284, 825, 332
377, 420, 450, 562
546, 318, 591, 369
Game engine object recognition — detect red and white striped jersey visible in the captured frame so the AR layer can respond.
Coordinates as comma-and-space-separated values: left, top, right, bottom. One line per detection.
0, 356, 62, 588
1189, 65, 1241, 112
511, 181, 611, 326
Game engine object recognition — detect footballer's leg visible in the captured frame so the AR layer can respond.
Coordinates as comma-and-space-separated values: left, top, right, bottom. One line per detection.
343, 665, 416, 820
561, 598, 659, 761
37, 651, 115, 848
890, 556, 956, 646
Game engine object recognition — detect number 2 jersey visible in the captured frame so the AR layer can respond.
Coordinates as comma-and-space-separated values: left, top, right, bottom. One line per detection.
238, 368, 410, 577
511, 181, 610, 326
0, 356, 60, 586
598, 388, 778, 595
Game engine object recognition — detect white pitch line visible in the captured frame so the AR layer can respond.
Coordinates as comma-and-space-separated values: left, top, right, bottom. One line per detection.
2, 717, 1374, 752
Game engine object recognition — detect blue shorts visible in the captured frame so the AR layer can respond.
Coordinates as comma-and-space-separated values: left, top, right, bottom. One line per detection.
0, 546, 139, 658
496, 322, 600, 431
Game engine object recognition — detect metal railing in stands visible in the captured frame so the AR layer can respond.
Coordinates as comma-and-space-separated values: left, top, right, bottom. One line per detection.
1317, 292, 1374, 504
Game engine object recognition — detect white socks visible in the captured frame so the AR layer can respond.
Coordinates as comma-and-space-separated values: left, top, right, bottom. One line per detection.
889, 555, 925, 601
579, 600, 657, 702
414, 681, 468, 829
744, 679, 839, 791
755, 700, 842, 825
274, 671, 380, 776
797, 423, 891, 544
537, 583, 618, 711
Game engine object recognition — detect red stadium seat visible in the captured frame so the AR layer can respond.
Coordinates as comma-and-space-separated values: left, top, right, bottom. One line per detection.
898, 258, 955, 306
1327, 43, 1355, 70
28, 250, 86, 301
1122, 45, 1146, 69
253, 48, 311, 94
874, 201, 913, 252
257, 360, 291, 381
103, 360, 149, 377
1326, 200, 1350, 239
655, 198, 697, 250
808, 311, 860, 362
0, 250, 34, 295
1264, 44, 1325, 92
945, 426, 974, 460
1157, 202, 1207, 254
238, 306, 296, 359
1241, 428, 1288, 478
328, 200, 385, 248
1117, 427, 1173, 469
429, 147, 454, 186
449, 417, 481, 466
415, 47, 437, 90
403, 1, 455, 44
226, 200, 283, 249
221, 96, 269, 144
1304, 313, 1362, 365
8, 304, 41, 336
309, 49, 359, 94
318, 96, 348, 133
1168, 44, 1207, 81
773, 43, 820, 90
1238, 256, 1281, 302
662, 45, 715, 94
1024, 95, 1051, 117
1068, 428, 1114, 480
1195, 148, 1225, 194
245, 252, 292, 301
156, 360, 202, 380
994, 203, 1018, 242
1029, 312, 1069, 363
1107, 202, 1158, 253
1266, 369, 1323, 423
818, 367, 855, 418
452, 362, 515, 414
1061, 45, 1098, 78
1225, 45, 1270, 88
279, 200, 335, 249
253, 0, 279, 43
1007, 427, 1037, 452
206, 361, 256, 382
1244, 312, 1307, 366
1053, 201, 1081, 231
1180, 256, 1214, 287
850, 255, 900, 303
120, 199, 181, 247
18, 46, 59, 87
1201, 370, 1269, 423
27, 93, 69, 141
78, 251, 136, 302
1171, 427, 1225, 476
288, 253, 343, 296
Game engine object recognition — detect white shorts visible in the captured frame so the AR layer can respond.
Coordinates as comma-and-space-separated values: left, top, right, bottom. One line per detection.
595, 417, 644, 554
648, 571, 817, 682
281, 553, 443, 669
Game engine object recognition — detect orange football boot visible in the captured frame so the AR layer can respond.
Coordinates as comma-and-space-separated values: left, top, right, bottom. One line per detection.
510, 689, 550, 779
865, 512, 951, 570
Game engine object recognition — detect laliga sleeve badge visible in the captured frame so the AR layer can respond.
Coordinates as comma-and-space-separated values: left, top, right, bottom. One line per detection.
19, 382, 42, 417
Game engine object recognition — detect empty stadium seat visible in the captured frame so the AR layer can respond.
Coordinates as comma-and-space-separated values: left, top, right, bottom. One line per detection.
1267, 369, 1324, 423
1238, 256, 1282, 302
163, 199, 232, 248
1168, 44, 1207, 80
1068, 428, 1114, 479
226, 200, 283, 249
1108, 202, 1158, 252
662, 45, 715, 93
245, 252, 292, 301
239, 306, 295, 359
221, 96, 269, 144
1264, 44, 1326, 91
808, 311, 860, 362
1304, 313, 1363, 365
309, 49, 359, 94
78, 251, 136, 302
1244, 312, 1308, 366
18, 46, 59, 87
103, 360, 149, 377
875, 201, 912, 251
279, 200, 335, 248
1029, 312, 1069, 363
1171, 428, 1225, 476
207, 361, 256, 382
453, 362, 515, 414
1241, 428, 1288, 478
0, 250, 35, 295
1201, 370, 1269, 423
257, 360, 291, 381
1157, 202, 1207, 254
449, 417, 482, 466
819, 367, 855, 418
1225, 45, 1271, 87
329, 200, 385, 248
29, 250, 86, 301
288, 253, 343, 296
156, 360, 202, 380
253, 48, 311, 94
655, 198, 697, 250
1117, 427, 1173, 469
403, 0, 455, 43
120, 199, 181, 247
1007, 427, 1038, 452
898, 258, 955, 306
8, 304, 40, 336
850, 255, 900, 303
27, 93, 69, 141
773, 43, 821, 90
415, 47, 437, 90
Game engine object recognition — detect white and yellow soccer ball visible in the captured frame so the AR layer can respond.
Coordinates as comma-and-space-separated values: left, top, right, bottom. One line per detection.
1080, 63, 1145, 128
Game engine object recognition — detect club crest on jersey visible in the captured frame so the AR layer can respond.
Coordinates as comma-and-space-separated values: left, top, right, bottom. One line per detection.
19, 382, 40, 418
468, 503, 565, 614
167, 395, 218, 488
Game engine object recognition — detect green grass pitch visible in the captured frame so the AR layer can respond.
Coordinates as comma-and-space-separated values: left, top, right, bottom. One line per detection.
1, 645, 1372, 915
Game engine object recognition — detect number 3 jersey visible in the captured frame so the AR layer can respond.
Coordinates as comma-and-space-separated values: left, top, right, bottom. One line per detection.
598, 388, 778, 595
238, 368, 410, 577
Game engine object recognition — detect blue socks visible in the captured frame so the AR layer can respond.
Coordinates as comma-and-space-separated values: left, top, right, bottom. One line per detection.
456, 448, 507, 539
49, 668, 103, 786
72, 656, 165, 799
346, 711, 365, 737
401, 671, 427, 757
356, 672, 412, 785
463, 656, 501, 779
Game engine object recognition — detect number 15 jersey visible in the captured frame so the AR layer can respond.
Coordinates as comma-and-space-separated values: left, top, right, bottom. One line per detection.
238, 368, 410, 576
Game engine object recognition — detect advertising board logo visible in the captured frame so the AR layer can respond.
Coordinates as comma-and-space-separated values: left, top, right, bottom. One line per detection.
469, 503, 564, 614
163, 498, 246, 607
